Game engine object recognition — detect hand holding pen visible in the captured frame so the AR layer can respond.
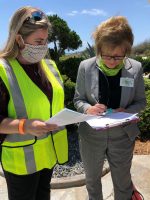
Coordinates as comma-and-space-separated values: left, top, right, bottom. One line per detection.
86, 94, 107, 115
86, 103, 107, 115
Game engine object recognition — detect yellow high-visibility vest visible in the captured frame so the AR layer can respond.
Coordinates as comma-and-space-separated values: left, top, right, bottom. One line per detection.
0, 58, 68, 175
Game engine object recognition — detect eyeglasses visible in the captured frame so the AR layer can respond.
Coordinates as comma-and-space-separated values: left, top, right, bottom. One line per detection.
101, 55, 125, 61
24, 11, 46, 24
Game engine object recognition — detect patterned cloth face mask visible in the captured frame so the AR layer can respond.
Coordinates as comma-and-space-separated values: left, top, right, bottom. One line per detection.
20, 42, 48, 64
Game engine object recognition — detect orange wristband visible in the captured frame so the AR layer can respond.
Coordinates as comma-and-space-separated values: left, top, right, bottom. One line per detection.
18, 119, 26, 135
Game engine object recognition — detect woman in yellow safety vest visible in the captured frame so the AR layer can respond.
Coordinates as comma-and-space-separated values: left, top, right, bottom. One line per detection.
0, 6, 68, 200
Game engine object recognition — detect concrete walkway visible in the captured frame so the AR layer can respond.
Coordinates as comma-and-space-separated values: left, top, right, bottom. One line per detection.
0, 155, 150, 200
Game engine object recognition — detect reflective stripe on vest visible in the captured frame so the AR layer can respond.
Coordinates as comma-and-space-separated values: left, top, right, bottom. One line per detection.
1, 59, 28, 118
0, 58, 68, 175
44, 59, 64, 89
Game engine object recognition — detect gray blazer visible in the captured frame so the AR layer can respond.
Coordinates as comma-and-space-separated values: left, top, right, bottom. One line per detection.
74, 57, 146, 140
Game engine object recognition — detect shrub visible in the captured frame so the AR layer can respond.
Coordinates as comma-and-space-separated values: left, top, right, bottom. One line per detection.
62, 75, 76, 110
144, 78, 150, 91
58, 57, 84, 82
138, 78, 150, 140
62, 75, 77, 132
142, 59, 150, 73
134, 56, 150, 73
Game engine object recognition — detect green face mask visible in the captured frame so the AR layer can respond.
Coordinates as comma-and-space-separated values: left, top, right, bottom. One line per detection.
98, 58, 124, 76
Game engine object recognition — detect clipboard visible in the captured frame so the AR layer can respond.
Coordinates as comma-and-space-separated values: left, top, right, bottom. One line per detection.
86, 112, 139, 130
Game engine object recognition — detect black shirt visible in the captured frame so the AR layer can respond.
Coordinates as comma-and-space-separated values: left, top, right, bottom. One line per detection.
98, 69, 122, 109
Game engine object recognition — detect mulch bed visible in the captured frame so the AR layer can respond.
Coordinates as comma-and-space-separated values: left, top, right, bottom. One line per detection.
134, 139, 150, 155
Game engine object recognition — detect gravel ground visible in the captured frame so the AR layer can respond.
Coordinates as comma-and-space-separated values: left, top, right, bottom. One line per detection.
53, 128, 85, 178
53, 127, 108, 178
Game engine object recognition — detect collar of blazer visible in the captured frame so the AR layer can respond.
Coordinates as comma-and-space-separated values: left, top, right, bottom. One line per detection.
123, 57, 133, 70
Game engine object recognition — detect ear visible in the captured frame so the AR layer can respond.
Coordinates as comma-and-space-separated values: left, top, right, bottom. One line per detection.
15, 34, 23, 48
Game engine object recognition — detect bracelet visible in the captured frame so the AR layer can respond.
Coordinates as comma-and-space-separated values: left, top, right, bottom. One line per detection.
18, 119, 26, 135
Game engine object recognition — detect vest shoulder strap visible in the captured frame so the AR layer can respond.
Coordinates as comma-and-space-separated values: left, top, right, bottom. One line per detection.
0, 58, 28, 118
44, 59, 63, 88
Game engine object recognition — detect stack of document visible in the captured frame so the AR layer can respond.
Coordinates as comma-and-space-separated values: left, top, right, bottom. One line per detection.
46, 108, 94, 126
46, 108, 139, 129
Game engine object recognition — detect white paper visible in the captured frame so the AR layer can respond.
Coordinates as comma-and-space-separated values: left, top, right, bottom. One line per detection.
46, 108, 94, 126
86, 112, 139, 130
46, 109, 139, 129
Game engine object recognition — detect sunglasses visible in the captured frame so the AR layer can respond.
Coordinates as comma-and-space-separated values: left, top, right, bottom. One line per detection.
24, 11, 46, 23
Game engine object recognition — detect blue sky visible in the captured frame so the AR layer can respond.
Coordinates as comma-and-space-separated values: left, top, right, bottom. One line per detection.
0, 0, 150, 52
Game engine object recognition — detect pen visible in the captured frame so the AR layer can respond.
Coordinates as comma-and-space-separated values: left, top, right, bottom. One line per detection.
91, 94, 114, 115
91, 94, 112, 115
91, 94, 99, 104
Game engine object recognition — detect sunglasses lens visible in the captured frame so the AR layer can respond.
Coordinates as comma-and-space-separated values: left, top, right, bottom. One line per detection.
32, 11, 43, 21
24, 11, 45, 24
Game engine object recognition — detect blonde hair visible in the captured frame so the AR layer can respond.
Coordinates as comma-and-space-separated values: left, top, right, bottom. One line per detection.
93, 16, 134, 56
0, 6, 51, 59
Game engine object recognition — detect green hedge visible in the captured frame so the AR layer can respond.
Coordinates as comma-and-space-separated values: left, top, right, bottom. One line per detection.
62, 75, 76, 110
138, 78, 150, 140
134, 56, 150, 73
57, 57, 84, 82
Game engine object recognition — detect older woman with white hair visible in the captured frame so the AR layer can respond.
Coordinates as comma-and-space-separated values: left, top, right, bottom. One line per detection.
74, 16, 146, 200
